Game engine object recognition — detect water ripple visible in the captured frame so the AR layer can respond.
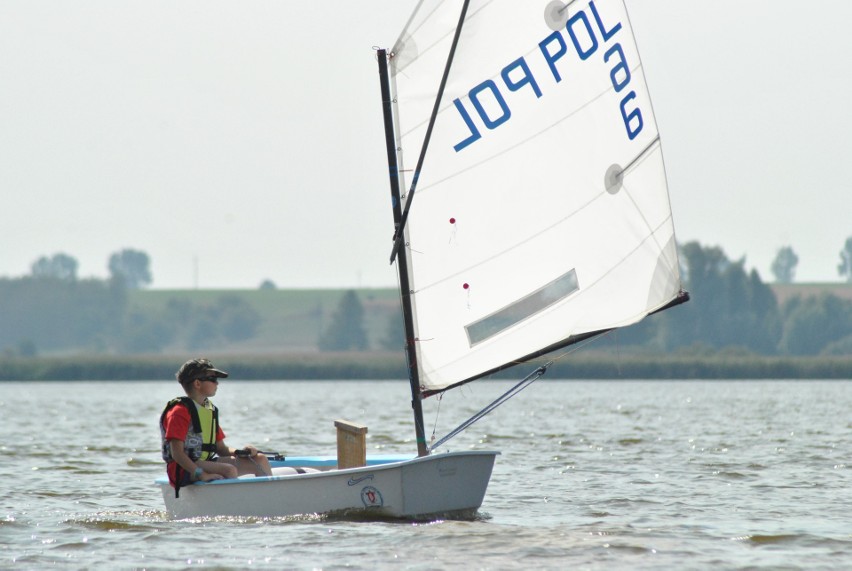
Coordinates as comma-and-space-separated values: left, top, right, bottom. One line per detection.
2, 379, 850, 570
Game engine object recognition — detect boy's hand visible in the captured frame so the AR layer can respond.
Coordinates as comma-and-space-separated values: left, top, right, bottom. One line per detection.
236, 445, 259, 458
200, 471, 223, 482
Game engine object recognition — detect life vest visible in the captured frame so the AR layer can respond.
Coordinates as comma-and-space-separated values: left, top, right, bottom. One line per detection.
159, 397, 220, 463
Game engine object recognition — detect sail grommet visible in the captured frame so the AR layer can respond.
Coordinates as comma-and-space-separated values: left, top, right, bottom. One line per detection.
544, 1, 570, 31
605, 164, 624, 195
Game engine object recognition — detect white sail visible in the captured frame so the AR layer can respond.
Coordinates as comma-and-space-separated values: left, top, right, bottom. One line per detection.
389, 0, 683, 393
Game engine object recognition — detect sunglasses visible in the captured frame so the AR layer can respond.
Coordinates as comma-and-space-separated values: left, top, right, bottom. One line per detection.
199, 377, 219, 383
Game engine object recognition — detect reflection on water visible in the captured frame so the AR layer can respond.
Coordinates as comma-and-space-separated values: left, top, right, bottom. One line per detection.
1, 379, 850, 569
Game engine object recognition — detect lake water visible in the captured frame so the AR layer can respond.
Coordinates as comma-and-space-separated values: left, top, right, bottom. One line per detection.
1, 379, 849, 570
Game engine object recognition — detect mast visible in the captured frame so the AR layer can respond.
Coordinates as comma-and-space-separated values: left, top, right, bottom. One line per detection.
377, 49, 428, 457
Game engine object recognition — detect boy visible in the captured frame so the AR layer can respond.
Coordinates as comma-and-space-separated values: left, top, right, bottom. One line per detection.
160, 358, 271, 496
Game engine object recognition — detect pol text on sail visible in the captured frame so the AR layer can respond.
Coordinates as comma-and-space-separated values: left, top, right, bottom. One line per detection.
451, 0, 642, 153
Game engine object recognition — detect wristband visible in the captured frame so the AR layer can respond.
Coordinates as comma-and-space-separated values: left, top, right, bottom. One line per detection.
194, 467, 203, 481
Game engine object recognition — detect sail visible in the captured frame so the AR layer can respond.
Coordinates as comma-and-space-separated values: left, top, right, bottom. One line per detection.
389, 0, 684, 394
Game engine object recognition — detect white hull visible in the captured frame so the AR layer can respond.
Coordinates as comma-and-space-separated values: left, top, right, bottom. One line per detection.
157, 451, 498, 520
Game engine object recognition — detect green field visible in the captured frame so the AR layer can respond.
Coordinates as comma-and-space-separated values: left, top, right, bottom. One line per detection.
125, 283, 851, 354
3, 284, 850, 381
127, 287, 401, 353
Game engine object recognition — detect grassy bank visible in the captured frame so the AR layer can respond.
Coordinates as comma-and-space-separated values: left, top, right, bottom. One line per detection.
126, 288, 400, 353
1, 352, 849, 381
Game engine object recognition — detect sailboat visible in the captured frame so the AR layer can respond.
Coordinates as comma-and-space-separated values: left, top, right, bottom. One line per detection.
157, 0, 688, 520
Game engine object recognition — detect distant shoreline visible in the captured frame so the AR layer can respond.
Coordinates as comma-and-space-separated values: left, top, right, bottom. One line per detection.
2, 352, 849, 381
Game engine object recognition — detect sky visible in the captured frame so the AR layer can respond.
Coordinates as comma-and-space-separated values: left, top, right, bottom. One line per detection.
2, 1, 850, 289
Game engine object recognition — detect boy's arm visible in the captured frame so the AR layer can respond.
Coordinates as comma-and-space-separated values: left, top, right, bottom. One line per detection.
169, 440, 219, 482
217, 440, 262, 458
169, 440, 199, 475
216, 440, 235, 458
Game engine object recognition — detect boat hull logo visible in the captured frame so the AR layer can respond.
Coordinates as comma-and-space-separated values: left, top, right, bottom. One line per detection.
361, 486, 383, 508
348, 474, 374, 486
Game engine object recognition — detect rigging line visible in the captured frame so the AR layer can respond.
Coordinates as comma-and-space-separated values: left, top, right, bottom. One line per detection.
390, 0, 471, 265
541, 328, 613, 368
429, 393, 444, 447
620, 135, 659, 176
560, 0, 582, 12
429, 362, 551, 452
393, 0, 494, 77
614, 137, 671, 236
613, 137, 681, 286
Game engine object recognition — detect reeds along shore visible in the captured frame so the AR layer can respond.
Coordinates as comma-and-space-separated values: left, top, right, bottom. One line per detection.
1, 353, 850, 381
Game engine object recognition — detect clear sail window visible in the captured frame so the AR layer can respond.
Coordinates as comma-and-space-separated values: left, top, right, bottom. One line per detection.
465, 269, 580, 346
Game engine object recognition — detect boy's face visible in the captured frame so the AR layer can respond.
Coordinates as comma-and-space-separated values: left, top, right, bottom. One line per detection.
196, 376, 220, 398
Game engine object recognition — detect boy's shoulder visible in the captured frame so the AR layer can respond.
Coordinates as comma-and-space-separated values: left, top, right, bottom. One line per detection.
163, 396, 193, 411
160, 397, 194, 424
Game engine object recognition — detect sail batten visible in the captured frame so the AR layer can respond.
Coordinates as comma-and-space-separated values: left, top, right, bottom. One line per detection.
422, 290, 690, 398
389, 0, 686, 394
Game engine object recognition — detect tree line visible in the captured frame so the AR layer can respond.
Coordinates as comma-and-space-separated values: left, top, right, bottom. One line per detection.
30, 249, 153, 288
1, 242, 851, 357
0, 249, 261, 355
771, 235, 852, 283
643, 242, 852, 356
335, 241, 852, 357
0, 275, 261, 355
